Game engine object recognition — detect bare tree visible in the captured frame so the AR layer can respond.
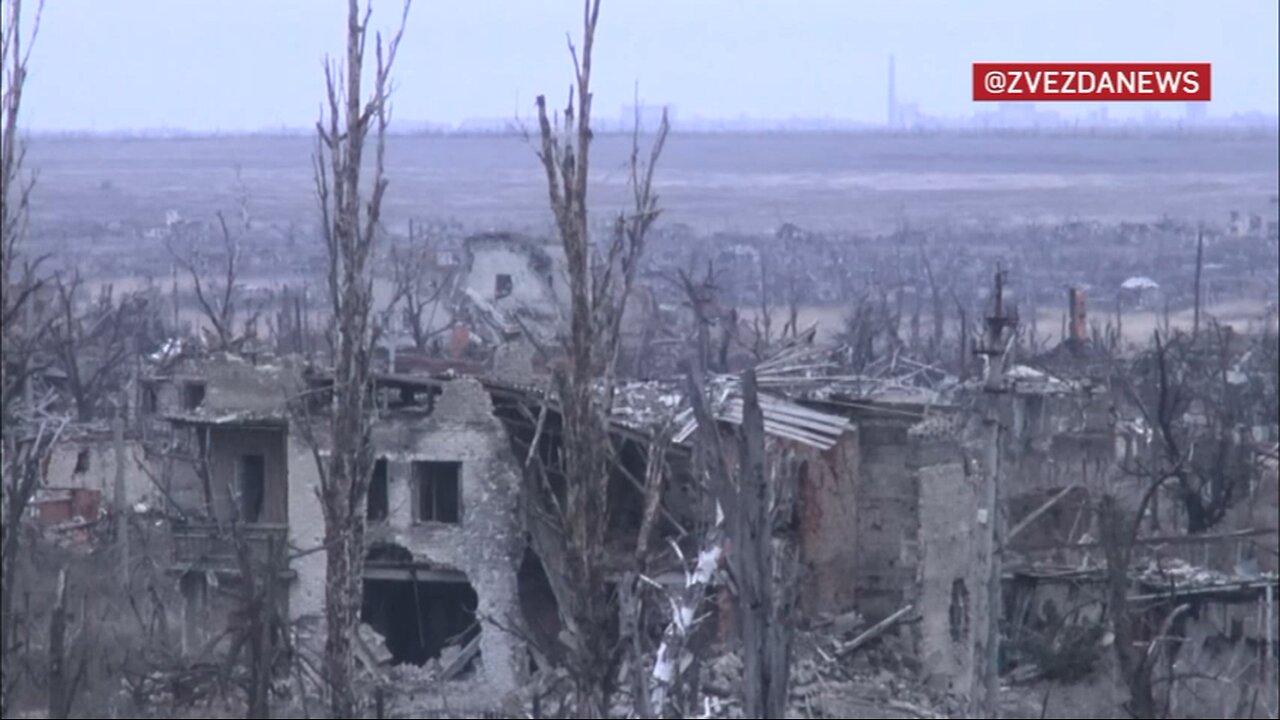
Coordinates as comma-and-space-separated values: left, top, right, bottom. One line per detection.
310, 1, 408, 715
527, 2, 671, 713
1096, 492, 1162, 719
46, 271, 147, 421
386, 222, 454, 352
271, 283, 314, 359
1092, 324, 1271, 719
840, 282, 901, 372
676, 278, 800, 718
1, 0, 47, 421
1, 2, 52, 715
224, 493, 289, 718
1123, 327, 1253, 534
680, 363, 798, 717
734, 370, 799, 718
167, 210, 260, 353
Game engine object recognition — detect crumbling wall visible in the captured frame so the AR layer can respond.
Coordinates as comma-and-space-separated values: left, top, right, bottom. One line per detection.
357, 378, 525, 696
1003, 392, 1114, 487
491, 338, 537, 385
463, 235, 565, 310
1251, 455, 1279, 574
159, 354, 302, 417
1001, 392, 1115, 549
287, 429, 327, 624
912, 412, 988, 699
797, 428, 860, 617
851, 414, 921, 619
45, 434, 156, 508
202, 427, 289, 523
166, 439, 207, 515
458, 234, 568, 344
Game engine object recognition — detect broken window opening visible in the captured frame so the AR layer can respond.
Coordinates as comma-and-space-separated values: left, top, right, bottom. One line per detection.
368, 459, 389, 522
74, 449, 90, 474
142, 385, 159, 414
183, 382, 207, 411
495, 273, 513, 299
414, 461, 461, 524
361, 578, 480, 667
238, 454, 266, 523
949, 578, 970, 643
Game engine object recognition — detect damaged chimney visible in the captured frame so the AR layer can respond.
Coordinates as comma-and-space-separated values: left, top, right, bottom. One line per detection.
1068, 287, 1087, 343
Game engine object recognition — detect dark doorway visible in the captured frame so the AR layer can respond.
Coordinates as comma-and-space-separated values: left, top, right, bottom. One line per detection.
238, 454, 266, 522
361, 578, 480, 667
367, 459, 389, 521
74, 449, 90, 474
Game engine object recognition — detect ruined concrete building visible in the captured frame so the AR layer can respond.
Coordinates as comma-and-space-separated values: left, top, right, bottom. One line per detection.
137, 354, 966, 696
450, 232, 568, 347
133, 329, 1276, 710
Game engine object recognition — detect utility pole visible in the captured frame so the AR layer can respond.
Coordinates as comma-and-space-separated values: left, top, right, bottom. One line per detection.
114, 406, 129, 588
171, 261, 180, 331
978, 267, 1015, 718
1193, 226, 1204, 338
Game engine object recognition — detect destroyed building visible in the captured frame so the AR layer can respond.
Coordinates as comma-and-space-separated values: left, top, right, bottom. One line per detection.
42, 424, 155, 510
133, 321, 1277, 712
450, 232, 568, 347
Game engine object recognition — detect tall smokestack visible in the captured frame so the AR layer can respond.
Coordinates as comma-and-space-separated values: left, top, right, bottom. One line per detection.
1068, 287, 1088, 343
888, 54, 897, 128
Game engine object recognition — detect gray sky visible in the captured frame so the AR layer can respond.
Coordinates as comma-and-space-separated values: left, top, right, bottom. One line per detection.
16, 0, 1280, 132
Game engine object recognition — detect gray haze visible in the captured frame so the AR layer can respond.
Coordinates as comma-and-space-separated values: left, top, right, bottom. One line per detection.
15, 0, 1280, 132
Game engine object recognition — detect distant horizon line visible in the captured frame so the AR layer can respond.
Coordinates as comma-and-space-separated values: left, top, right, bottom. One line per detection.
24, 122, 1280, 140
24, 109, 1280, 138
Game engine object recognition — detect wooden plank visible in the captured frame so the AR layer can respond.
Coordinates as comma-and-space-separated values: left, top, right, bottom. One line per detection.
838, 604, 914, 657
440, 633, 482, 681
1007, 484, 1082, 543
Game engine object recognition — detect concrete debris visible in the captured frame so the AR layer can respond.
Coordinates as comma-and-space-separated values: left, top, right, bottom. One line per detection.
1137, 556, 1279, 591
682, 632, 955, 719
355, 623, 393, 671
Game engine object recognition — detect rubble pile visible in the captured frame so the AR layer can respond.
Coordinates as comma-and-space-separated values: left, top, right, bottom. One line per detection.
688, 631, 957, 719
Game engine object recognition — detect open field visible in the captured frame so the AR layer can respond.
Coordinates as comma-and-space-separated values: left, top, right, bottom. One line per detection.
22, 130, 1279, 351
25, 130, 1280, 241
747, 297, 1280, 350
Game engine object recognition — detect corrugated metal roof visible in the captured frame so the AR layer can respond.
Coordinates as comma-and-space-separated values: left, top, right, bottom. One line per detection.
673, 391, 853, 450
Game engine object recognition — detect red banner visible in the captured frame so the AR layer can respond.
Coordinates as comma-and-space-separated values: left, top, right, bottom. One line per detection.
973, 63, 1211, 101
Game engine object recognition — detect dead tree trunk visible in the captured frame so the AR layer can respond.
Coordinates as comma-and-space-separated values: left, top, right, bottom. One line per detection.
48, 568, 69, 720
114, 411, 130, 586
980, 268, 1014, 718
736, 370, 793, 719
1, 12, 50, 710
311, 1, 409, 716
530, 2, 668, 714
1099, 495, 1159, 719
